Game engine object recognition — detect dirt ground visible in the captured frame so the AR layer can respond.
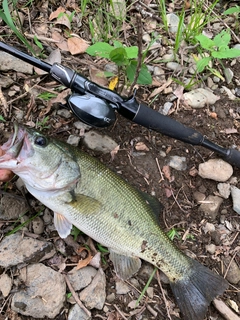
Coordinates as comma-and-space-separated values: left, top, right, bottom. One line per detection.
0, 0, 240, 319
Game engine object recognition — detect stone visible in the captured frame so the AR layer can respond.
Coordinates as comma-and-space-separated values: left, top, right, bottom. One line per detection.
184, 88, 219, 108
0, 233, 56, 268
0, 74, 14, 88
57, 109, 72, 119
166, 61, 182, 71
0, 52, 33, 74
67, 135, 81, 146
68, 266, 97, 291
0, 196, 28, 220
115, 280, 130, 294
73, 121, 92, 131
205, 244, 216, 254
198, 159, 233, 182
79, 268, 106, 310
83, 131, 118, 153
217, 183, 231, 199
11, 264, 66, 318
223, 257, 240, 285
224, 67, 233, 84
199, 195, 223, 220
32, 216, 45, 234
193, 191, 206, 203
167, 156, 187, 171
166, 13, 181, 33
68, 304, 91, 320
231, 186, 240, 215
0, 273, 12, 297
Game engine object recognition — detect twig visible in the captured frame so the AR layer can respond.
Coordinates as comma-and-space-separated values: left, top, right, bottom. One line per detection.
0, 86, 9, 117
24, 33, 60, 43
156, 270, 172, 320
155, 157, 164, 183
135, 3, 162, 22
113, 304, 128, 320
63, 274, 91, 317
223, 252, 237, 279
129, 14, 143, 95
213, 298, 240, 320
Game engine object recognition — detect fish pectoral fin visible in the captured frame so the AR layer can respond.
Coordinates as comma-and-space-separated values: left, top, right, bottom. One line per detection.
54, 212, 72, 238
109, 249, 141, 280
69, 194, 102, 214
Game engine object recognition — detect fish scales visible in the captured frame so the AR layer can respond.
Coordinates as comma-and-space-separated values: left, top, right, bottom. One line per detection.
0, 125, 228, 320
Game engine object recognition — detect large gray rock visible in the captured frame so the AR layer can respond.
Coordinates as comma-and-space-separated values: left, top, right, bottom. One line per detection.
68, 303, 91, 320
11, 263, 66, 318
83, 131, 118, 153
80, 268, 106, 310
0, 52, 33, 74
0, 233, 55, 267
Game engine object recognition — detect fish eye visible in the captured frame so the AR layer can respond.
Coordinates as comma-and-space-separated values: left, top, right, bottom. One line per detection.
34, 135, 48, 147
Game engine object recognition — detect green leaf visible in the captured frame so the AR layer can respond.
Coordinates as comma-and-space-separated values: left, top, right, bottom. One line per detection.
196, 56, 211, 72
0, 115, 6, 122
195, 34, 215, 50
125, 46, 138, 59
113, 40, 123, 48
223, 6, 240, 15
213, 30, 230, 49
212, 48, 240, 59
109, 47, 127, 66
126, 61, 152, 85
86, 42, 114, 58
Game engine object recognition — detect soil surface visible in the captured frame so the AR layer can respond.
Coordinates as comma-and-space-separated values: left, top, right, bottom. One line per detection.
0, 1, 239, 320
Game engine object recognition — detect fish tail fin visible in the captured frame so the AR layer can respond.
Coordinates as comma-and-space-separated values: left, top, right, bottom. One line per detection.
170, 259, 228, 320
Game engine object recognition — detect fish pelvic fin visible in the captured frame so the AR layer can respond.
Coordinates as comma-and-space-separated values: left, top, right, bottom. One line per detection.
54, 212, 72, 238
109, 249, 141, 280
170, 259, 228, 320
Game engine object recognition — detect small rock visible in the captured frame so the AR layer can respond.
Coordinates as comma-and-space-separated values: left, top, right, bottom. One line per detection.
115, 280, 130, 294
142, 33, 151, 43
233, 43, 240, 50
68, 304, 91, 320
42, 209, 52, 224
167, 156, 187, 171
161, 52, 175, 61
198, 159, 233, 182
32, 216, 45, 235
199, 195, 223, 220
139, 262, 154, 279
166, 13, 182, 33
193, 191, 206, 203
0, 273, 12, 297
11, 264, 66, 318
217, 183, 231, 199
0, 233, 56, 268
166, 61, 182, 72
224, 68, 233, 84
0, 74, 14, 88
223, 257, 240, 285
0, 52, 33, 74
153, 66, 165, 76
106, 293, 115, 302
0, 196, 28, 220
147, 287, 154, 298
231, 186, 240, 215
57, 109, 72, 119
80, 268, 106, 310
184, 88, 219, 108
67, 135, 81, 146
202, 222, 215, 234
68, 266, 97, 291
73, 121, 92, 131
83, 131, 118, 153
205, 244, 216, 254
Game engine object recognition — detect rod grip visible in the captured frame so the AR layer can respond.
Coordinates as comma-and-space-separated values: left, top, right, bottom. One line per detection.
224, 148, 240, 167
133, 103, 204, 145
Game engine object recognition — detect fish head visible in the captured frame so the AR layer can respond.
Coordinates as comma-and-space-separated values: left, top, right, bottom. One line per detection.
0, 123, 80, 191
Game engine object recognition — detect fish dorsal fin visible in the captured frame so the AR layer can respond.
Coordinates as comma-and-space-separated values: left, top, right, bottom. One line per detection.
68, 193, 102, 214
138, 190, 164, 224
109, 249, 141, 280
54, 212, 72, 238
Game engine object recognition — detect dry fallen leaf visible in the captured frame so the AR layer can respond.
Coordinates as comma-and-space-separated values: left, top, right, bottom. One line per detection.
49, 6, 65, 21
111, 145, 120, 161
68, 37, 89, 55
89, 68, 108, 87
52, 31, 69, 51
76, 247, 93, 270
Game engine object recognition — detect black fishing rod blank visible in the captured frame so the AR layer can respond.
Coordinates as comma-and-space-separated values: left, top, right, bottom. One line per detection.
0, 41, 240, 168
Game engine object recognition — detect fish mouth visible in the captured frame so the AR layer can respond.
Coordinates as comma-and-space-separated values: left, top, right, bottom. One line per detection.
0, 123, 26, 161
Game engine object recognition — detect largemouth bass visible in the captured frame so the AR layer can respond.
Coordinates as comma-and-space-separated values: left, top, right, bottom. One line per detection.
0, 124, 228, 320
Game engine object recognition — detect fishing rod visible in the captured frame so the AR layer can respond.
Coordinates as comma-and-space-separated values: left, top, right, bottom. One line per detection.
0, 41, 240, 168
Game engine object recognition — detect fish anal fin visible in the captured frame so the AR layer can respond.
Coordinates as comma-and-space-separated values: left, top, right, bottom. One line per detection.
54, 212, 72, 238
170, 259, 228, 320
109, 249, 141, 280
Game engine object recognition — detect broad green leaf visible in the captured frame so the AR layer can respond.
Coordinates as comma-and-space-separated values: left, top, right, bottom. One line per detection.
196, 56, 211, 72
195, 34, 215, 50
109, 47, 127, 66
125, 46, 138, 59
113, 40, 123, 48
223, 6, 240, 15
213, 30, 230, 49
212, 48, 240, 59
86, 42, 114, 58
126, 61, 152, 85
